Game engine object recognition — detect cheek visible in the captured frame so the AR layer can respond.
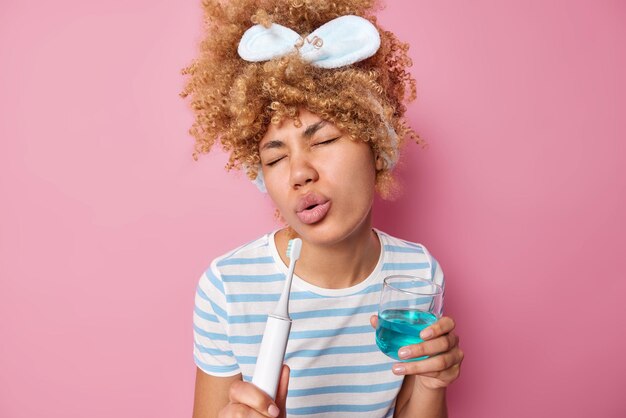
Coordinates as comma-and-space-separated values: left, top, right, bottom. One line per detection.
323, 155, 377, 197
263, 170, 295, 216
262, 165, 287, 193
334, 149, 376, 182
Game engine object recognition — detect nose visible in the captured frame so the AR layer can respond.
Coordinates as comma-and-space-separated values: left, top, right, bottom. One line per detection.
289, 152, 319, 189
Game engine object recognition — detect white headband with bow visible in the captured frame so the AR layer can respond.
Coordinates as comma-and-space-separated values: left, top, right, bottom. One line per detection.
238, 15, 381, 68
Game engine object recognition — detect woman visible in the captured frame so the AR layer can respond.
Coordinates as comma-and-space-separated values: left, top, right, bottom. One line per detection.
182, 1, 463, 416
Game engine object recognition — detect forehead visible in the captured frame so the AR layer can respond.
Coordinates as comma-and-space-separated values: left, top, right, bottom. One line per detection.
259, 108, 333, 145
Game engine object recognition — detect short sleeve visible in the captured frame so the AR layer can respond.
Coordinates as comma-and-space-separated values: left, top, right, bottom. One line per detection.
429, 254, 445, 311
430, 255, 445, 293
419, 243, 445, 312
192, 261, 240, 376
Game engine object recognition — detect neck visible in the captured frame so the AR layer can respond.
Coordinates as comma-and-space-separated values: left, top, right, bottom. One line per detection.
276, 215, 381, 289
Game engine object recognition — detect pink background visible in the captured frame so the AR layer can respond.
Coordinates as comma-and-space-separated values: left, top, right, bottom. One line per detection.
1, 1, 624, 417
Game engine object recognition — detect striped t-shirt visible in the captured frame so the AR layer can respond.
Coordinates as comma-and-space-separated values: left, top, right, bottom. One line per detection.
193, 229, 445, 417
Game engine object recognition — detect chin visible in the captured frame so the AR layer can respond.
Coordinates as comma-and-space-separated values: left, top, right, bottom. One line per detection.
291, 216, 371, 247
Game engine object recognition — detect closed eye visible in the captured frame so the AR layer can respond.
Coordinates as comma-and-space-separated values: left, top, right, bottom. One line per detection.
313, 136, 340, 146
265, 156, 286, 166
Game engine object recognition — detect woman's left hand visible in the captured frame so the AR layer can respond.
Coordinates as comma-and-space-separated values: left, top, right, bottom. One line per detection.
370, 315, 464, 390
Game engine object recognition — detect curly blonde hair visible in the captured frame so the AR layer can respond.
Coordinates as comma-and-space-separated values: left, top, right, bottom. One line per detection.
180, 0, 423, 198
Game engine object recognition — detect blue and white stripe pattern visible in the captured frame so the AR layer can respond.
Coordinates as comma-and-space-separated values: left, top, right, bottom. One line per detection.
193, 229, 445, 417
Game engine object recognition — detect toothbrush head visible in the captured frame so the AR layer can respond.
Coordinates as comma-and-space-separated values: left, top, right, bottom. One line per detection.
286, 238, 302, 261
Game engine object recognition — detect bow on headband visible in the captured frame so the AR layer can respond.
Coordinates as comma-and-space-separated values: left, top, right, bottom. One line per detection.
237, 15, 381, 68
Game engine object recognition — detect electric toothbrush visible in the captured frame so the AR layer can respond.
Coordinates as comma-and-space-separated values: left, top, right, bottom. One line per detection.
251, 238, 302, 399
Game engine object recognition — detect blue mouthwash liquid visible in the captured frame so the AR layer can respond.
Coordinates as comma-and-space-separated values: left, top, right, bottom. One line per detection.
376, 309, 437, 361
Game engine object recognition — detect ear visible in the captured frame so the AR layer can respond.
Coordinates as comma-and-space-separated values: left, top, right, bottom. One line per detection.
375, 153, 386, 171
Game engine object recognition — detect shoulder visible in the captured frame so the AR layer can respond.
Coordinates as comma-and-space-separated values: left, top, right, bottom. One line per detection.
376, 229, 444, 284
376, 228, 433, 258
196, 231, 279, 290
210, 232, 275, 270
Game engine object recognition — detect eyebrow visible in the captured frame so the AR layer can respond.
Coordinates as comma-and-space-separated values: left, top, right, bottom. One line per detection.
261, 140, 284, 151
303, 120, 326, 138
260, 120, 327, 151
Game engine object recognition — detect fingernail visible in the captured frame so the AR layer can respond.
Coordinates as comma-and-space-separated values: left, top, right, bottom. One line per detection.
268, 405, 280, 417
398, 348, 410, 359
421, 328, 433, 339
392, 365, 406, 374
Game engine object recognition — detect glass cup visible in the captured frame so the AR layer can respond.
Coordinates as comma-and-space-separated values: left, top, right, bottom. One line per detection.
375, 275, 444, 361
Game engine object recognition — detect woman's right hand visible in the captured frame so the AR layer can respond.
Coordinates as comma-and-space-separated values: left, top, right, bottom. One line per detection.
219, 365, 290, 418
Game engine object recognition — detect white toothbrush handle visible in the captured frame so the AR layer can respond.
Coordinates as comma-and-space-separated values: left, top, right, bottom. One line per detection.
251, 314, 292, 399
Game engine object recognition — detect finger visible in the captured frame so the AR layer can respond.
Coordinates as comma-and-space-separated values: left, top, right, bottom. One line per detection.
370, 315, 378, 329
275, 365, 290, 418
392, 347, 464, 376
419, 349, 465, 378
416, 363, 463, 382
219, 403, 273, 418
398, 332, 459, 360
420, 316, 456, 340
229, 380, 280, 417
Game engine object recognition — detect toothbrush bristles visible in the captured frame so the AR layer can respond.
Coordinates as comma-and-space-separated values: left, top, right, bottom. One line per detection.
286, 238, 302, 260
